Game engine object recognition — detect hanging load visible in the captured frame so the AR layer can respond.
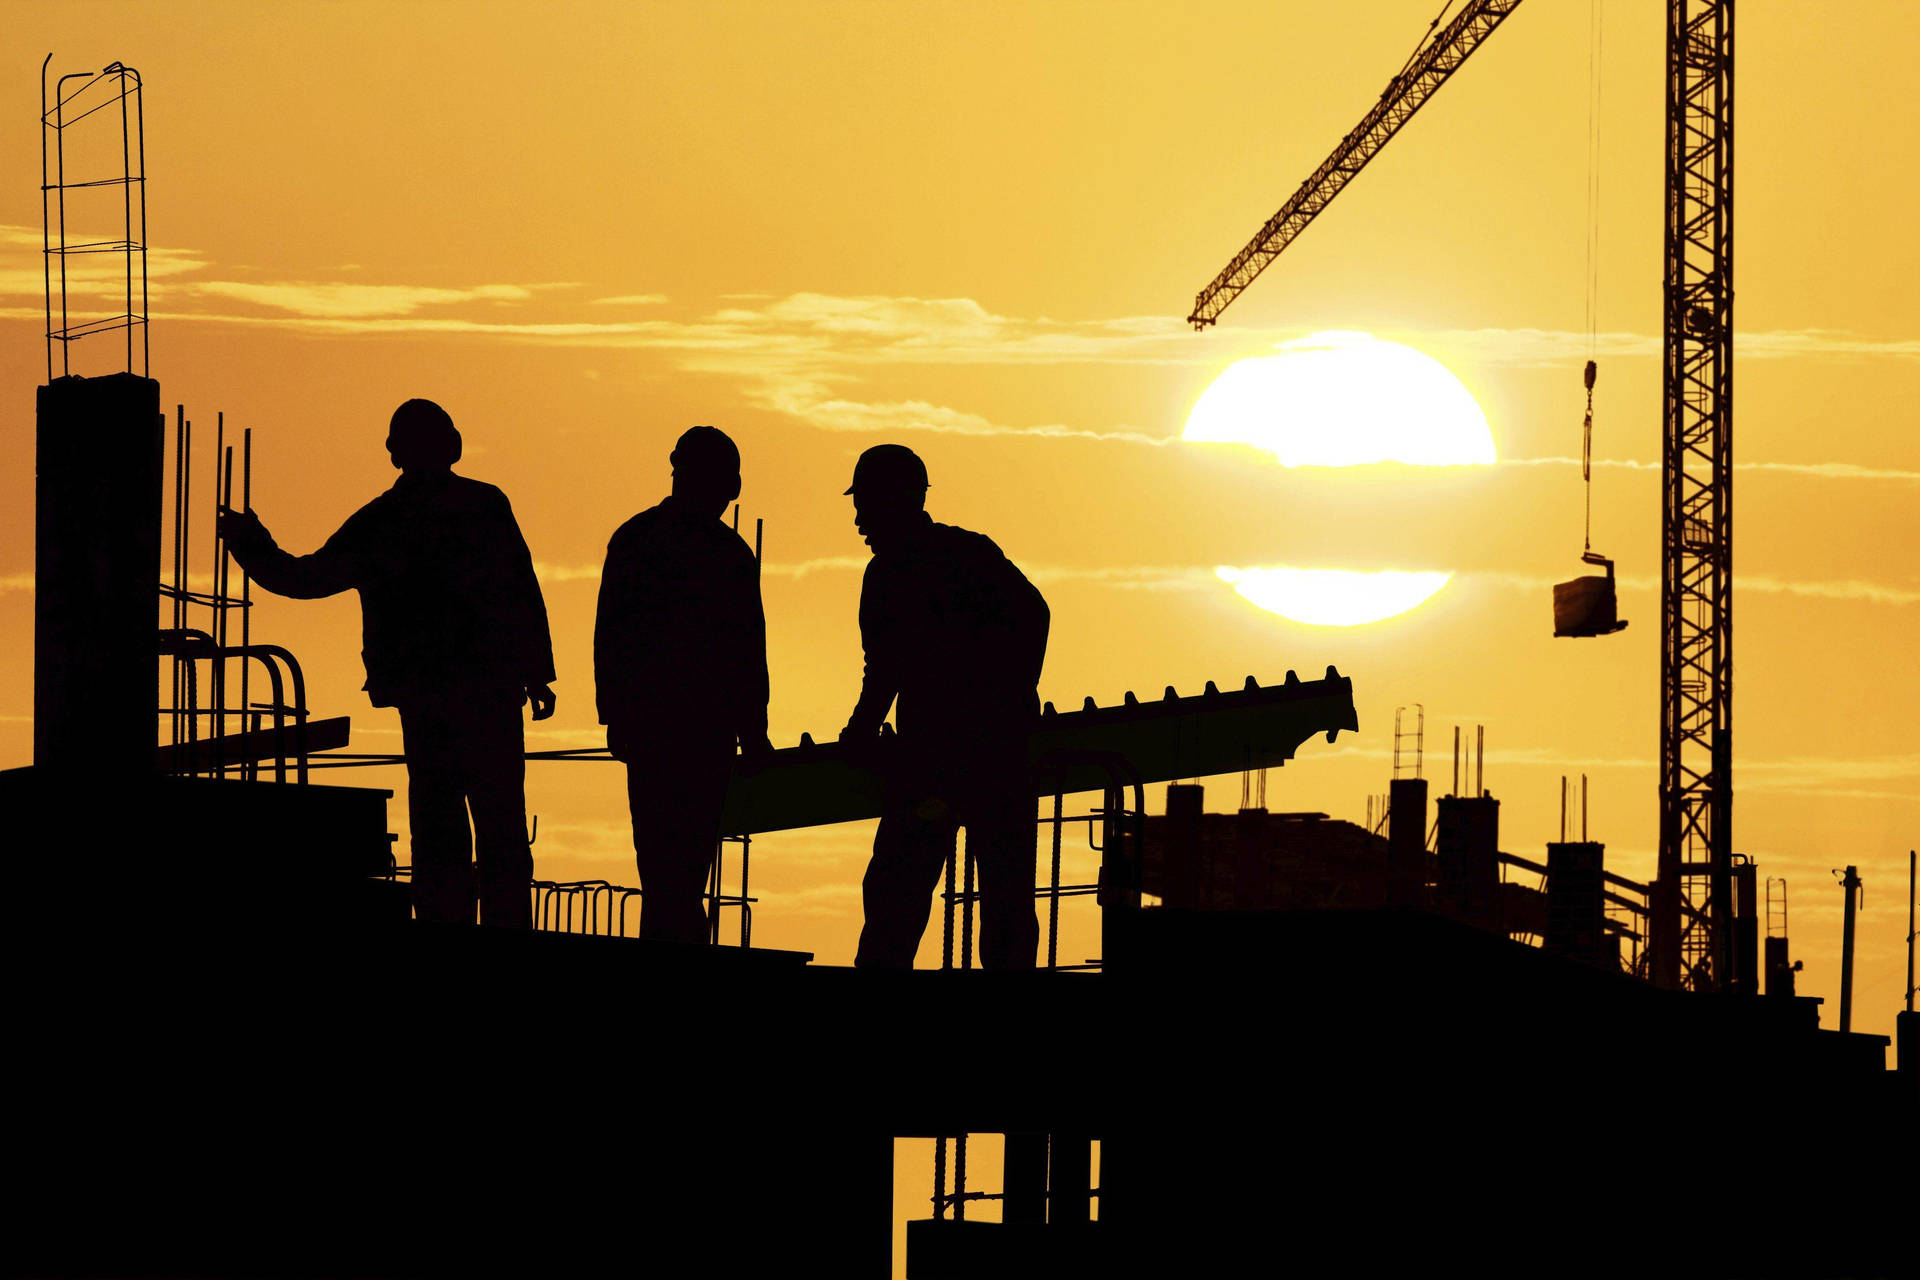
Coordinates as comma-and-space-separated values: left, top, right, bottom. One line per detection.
1555, 360, 1627, 638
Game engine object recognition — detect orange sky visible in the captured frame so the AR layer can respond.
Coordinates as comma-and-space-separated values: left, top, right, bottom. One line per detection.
5, 0, 1916, 1065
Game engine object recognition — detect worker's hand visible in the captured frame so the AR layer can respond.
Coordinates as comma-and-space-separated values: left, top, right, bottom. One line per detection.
838, 721, 883, 767
525, 683, 557, 721
217, 505, 269, 552
739, 733, 776, 772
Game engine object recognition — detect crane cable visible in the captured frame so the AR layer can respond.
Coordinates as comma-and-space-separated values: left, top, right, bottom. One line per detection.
1581, 0, 1606, 553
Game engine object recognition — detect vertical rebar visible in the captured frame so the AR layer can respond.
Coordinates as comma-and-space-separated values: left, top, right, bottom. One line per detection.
240, 429, 252, 777
1560, 776, 1568, 843
738, 833, 751, 947
171, 404, 184, 755
40, 56, 52, 384
933, 1137, 948, 1220
1452, 726, 1460, 797
954, 1134, 968, 1222
53, 71, 67, 377
1048, 789, 1063, 970
1907, 849, 1915, 1015
709, 838, 724, 945
212, 415, 227, 767
181, 416, 193, 747
1582, 773, 1589, 841
1476, 724, 1484, 796
941, 847, 956, 970
118, 68, 132, 374
134, 69, 148, 375
960, 846, 976, 970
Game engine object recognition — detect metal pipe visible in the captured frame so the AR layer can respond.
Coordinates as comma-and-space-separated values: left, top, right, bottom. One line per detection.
213, 424, 228, 767
960, 848, 976, 970
1837, 864, 1861, 1033
738, 833, 752, 948
1048, 788, 1064, 970
240, 429, 252, 778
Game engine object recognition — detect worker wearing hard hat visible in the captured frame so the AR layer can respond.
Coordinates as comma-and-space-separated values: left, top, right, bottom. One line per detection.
595, 425, 772, 944
219, 399, 556, 928
839, 444, 1050, 969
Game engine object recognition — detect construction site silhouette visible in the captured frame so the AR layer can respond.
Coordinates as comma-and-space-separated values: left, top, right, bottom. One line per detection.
12, 31, 1917, 1280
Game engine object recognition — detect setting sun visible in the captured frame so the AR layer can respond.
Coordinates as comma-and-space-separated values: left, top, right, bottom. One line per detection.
1181, 331, 1496, 467
1215, 565, 1452, 627
1191, 332, 1485, 625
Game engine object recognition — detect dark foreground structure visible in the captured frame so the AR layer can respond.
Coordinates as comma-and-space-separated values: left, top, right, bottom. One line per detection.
9, 781, 1911, 1277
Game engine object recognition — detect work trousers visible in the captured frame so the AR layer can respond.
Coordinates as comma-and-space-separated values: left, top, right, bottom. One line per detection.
855, 753, 1037, 970
622, 729, 735, 945
397, 689, 532, 927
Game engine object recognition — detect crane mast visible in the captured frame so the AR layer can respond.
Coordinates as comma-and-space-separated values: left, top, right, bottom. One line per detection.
1185, 1, 1738, 991
1655, 0, 1735, 992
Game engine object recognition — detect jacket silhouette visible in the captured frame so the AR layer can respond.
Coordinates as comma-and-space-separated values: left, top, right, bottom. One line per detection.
595, 501, 768, 747
237, 471, 553, 708
222, 400, 553, 928
595, 426, 769, 944
840, 445, 1049, 970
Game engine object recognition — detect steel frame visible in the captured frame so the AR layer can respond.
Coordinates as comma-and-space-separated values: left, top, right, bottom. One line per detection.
41, 57, 148, 380
1186, 0, 1523, 329
1655, 0, 1735, 991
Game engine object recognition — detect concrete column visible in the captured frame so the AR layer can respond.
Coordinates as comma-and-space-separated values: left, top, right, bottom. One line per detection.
35, 374, 163, 774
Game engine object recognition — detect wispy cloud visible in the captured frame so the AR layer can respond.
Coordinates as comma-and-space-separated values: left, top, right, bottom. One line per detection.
1466, 569, 1920, 606
7, 224, 1916, 468
1502, 456, 1920, 484
532, 555, 1917, 606
1422, 326, 1920, 367
0, 574, 32, 595
536, 557, 1208, 590
189, 281, 558, 319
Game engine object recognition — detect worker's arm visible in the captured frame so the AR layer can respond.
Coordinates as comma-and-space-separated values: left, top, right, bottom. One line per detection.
492, 492, 557, 719
218, 505, 362, 600
1010, 562, 1050, 691
842, 560, 899, 740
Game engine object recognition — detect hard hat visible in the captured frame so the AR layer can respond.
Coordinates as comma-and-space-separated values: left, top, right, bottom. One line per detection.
844, 443, 929, 495
388, 398, 462, 467
672, 424, 741, 474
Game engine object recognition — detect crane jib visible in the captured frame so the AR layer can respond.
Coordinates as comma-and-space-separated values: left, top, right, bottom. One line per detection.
1186, 0, 1524, 328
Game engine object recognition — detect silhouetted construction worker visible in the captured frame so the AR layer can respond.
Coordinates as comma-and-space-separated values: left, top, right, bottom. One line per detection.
840, 444, 1050, 970
219, 399, 555, 928
595, 426, 771, 944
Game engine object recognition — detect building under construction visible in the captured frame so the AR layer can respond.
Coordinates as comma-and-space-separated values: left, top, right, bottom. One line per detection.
14, 43, 1917, 1280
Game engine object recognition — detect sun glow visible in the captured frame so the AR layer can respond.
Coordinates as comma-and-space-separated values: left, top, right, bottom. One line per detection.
1215, 566, 1452, 627
1190, 332, 1486, 626
1182, 331, 1495, 467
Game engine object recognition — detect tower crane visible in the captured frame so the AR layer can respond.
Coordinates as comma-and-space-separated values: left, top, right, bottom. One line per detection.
1187, 0, 1736, 992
